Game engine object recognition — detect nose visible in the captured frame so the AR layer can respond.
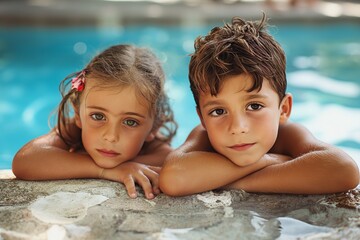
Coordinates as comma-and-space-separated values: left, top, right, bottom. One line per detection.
229, 113, 249, 135
103, 124, 119, 143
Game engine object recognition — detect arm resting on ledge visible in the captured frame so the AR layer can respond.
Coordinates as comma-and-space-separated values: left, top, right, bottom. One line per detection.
159, 123, 359, 196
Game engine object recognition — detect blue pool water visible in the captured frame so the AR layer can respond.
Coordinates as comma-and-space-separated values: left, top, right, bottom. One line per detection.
1, 22, 360, 169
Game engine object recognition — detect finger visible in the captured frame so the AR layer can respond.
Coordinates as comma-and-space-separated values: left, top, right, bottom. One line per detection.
153, 186, 161, 195
134, 173, 155, 199
123, 175, 137, 199
148, 166, 162, 174
143, 168, 161, 196
149, 171, 160, 195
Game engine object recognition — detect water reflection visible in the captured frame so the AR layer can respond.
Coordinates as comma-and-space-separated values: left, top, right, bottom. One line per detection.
277, 217, 332, 239
288, 70, 360, 97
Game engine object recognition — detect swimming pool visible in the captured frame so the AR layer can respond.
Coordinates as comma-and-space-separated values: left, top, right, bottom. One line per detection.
1, 22, 360, 169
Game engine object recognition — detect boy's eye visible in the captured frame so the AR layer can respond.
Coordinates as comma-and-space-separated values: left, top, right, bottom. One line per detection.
123, 119, 138, 127
90, 113, 105, 121
247, 103, 263, 111
209, 108, 226, 116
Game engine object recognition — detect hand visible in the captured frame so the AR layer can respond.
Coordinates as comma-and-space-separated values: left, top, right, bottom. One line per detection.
101, 162, 161, 200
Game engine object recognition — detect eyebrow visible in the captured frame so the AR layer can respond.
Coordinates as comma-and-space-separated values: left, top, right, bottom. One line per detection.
245, 93, 269, 101
202, 100, 223, 109
86, 106, 147, 119
202, 93, 269, 109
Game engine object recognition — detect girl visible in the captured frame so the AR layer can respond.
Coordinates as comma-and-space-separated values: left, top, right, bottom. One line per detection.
12, 44, 177, 200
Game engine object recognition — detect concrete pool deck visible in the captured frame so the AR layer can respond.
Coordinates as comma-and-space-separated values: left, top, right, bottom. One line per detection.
1, 170, 359, 239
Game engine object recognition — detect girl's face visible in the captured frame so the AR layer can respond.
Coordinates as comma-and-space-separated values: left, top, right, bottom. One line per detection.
75, 81, 156, 168
198, 73, 291, 167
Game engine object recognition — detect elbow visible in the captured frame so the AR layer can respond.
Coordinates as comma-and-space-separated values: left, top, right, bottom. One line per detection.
334, 158, 360, 192
159, 165, 190, 197
12, 152, 24, 179
343, 162, 359, 190
12, 150, 31, 180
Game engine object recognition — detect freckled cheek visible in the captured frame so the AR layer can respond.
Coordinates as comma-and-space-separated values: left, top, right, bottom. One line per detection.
207, 130, 225, 152
205, 117, 225, 131
205, 119, 228, 144
125, 145, 142, 158
81, 127, 98, 152
120, 136, 146, 158
259, 122, 279, 149
126, 130, 148, 142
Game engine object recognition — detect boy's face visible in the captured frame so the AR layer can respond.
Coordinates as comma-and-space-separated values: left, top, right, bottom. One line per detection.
197, 74, 291, 167
75, 81, 156, 169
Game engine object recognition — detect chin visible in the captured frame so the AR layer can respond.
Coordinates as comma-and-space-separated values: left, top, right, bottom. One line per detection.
92, 157, 121, 169
231, 158, 259, 167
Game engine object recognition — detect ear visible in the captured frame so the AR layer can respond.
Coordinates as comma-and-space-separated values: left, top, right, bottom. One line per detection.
145, 131, 156, 142
279, 93, 292, 124
196, 106, 207, 130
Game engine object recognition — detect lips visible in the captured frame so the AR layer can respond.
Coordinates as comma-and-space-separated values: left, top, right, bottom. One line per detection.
229, 143, 255, 151
96, 149, 120, 157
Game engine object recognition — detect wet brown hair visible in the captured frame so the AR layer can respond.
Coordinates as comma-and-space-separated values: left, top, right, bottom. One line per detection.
189, 14, 287, 107
56, 44, 177, 148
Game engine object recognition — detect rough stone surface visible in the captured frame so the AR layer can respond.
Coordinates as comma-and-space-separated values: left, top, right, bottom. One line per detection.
0, 170, 359, 240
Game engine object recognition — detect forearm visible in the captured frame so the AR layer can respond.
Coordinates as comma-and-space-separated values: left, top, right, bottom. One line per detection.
12, 144, 101, 180
159, 151, 269, 196
225, 148, 359, 194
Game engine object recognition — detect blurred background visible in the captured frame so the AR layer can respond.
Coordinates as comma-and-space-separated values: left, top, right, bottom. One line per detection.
1, 0, 360, 169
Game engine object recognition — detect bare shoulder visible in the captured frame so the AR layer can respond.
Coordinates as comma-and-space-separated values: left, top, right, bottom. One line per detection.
31, 129, 70, 150
13, 129, 70, 162
178, 124, 214, 153
141, 138, 173, 156
271, 122, 330, 157
135, 138, 173, 166
46, 117, 81, 150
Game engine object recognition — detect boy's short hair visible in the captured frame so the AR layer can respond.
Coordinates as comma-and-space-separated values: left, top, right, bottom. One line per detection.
189, 14, 287, 107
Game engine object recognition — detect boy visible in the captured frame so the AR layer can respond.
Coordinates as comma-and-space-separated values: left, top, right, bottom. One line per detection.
159, 15, 359, 196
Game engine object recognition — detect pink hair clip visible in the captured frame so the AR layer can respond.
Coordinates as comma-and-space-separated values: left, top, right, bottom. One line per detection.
71, 70, 86, 92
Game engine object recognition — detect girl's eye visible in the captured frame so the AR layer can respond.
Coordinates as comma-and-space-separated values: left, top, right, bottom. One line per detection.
90, 113, 105, 121
209, 108, 226, 116
123, 119, 138, 127
247, 103, 263, 111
